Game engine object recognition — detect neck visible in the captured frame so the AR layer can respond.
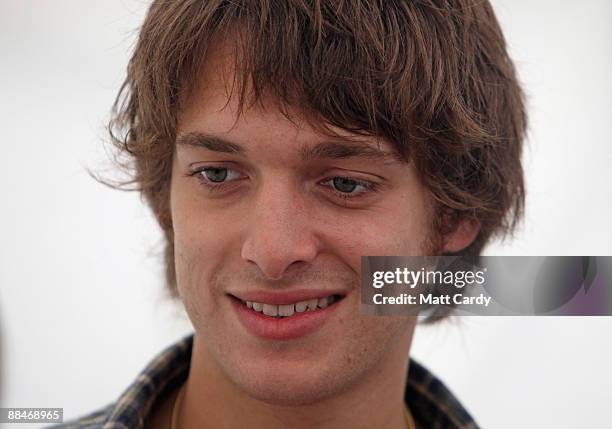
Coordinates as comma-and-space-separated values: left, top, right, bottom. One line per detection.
177, 332, 414, 429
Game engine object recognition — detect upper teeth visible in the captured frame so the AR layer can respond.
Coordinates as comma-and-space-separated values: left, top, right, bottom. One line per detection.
244, 296, 337, 317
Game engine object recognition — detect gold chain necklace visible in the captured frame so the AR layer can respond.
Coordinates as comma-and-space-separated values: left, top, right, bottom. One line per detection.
170, 385, 415, 429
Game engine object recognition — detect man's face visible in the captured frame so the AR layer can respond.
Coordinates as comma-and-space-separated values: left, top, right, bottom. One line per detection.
170, 41, 440, 406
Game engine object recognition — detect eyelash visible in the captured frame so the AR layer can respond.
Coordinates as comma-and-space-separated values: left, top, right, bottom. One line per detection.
188, 167, 380, 200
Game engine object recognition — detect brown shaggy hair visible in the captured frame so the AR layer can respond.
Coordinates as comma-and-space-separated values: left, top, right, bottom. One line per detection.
106, 0, 526, 319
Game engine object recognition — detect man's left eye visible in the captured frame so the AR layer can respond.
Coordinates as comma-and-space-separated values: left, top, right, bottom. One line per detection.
323, 177, 375, 197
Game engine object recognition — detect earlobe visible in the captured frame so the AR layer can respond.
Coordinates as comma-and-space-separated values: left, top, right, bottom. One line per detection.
442, 217, 481, 253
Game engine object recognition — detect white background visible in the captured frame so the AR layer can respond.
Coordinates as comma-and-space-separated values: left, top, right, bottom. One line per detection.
1, 1, 611, 428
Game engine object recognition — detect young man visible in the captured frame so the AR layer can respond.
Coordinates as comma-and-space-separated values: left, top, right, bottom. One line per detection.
55, 1, 525, 427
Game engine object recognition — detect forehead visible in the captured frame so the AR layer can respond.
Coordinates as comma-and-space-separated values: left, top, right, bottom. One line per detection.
177, 34, 292, 133
176, 36, 403, 163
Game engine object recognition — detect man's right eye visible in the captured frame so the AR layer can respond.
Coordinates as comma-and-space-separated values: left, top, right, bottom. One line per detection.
202, 167, 228, 182
191, 167, 243, 187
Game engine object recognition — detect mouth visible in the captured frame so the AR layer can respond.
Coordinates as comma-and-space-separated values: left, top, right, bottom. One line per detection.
228, 294, 346, 319
228, 292, 348, 340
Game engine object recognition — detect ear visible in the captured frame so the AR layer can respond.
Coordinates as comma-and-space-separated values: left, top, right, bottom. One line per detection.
442, 217, 481, 253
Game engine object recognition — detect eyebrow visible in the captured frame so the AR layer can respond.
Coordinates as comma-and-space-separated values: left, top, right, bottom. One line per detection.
176, 132, 405, 164
176, 132, 243, 153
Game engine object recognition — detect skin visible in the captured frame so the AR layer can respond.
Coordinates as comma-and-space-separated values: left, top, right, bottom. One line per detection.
163, 38, 479, 429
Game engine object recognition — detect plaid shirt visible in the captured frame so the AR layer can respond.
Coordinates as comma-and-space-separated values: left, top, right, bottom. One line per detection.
49, 335, 479, 429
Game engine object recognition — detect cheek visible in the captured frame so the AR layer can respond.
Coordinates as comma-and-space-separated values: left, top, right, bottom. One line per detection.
171, 191, 240, 324
326, 203, 433, 274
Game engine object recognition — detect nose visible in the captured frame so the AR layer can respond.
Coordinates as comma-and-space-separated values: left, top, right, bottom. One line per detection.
240, 178, 320, 281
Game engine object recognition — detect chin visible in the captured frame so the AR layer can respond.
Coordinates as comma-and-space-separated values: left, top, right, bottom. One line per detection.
222, 352, 353, 406
236, 371, 342, 406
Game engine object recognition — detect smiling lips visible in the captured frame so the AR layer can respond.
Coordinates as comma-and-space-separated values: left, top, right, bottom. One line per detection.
229, 291, 347, 340
242, 295, 343, 318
